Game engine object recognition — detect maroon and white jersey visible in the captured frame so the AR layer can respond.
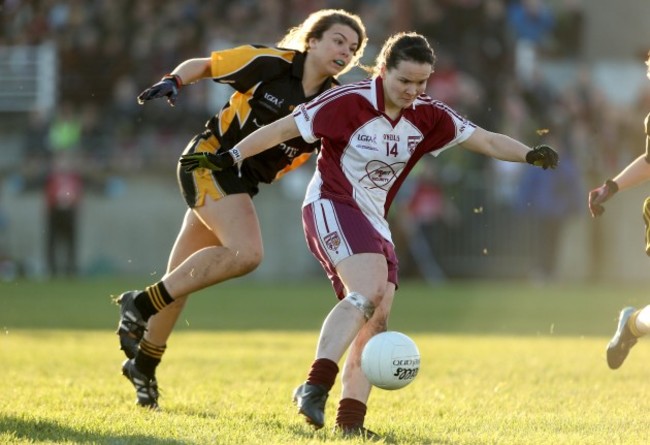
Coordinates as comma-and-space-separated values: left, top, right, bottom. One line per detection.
292, 76, 476, 242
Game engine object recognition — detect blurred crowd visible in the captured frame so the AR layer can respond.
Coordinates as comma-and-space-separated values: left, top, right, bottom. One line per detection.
2, 0, 650, 280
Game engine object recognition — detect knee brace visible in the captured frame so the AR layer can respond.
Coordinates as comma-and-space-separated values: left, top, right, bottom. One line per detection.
344, 292, 375, 320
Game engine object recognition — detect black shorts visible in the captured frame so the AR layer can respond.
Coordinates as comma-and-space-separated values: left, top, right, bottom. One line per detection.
177, 131, 260, 208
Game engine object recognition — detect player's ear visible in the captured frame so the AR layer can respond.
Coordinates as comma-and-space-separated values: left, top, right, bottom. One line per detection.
307, 37, 318, 51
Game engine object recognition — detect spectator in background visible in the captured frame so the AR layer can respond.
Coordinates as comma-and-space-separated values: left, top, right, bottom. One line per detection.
507, 0, 555, 48
507, 0, 555, 83
516, 142, 583, 283
474, 0, 515, 129
44, 152, 84, 277
48, 101, 82, 154
391, 160, 459, 283
552, 0, 585, 58
22, 109, 51, 177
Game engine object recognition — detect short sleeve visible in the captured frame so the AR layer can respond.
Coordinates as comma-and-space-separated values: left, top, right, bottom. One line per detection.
210, 45, 294, 92
292, 103, 319, 144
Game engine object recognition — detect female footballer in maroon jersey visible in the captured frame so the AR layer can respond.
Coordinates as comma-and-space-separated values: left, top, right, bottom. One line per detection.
115, 9, 367, 410
183, 32, 558, 436
589, 50, 650, 370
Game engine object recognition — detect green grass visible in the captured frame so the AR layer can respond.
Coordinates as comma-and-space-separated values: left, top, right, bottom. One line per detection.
1, 278, 650, 444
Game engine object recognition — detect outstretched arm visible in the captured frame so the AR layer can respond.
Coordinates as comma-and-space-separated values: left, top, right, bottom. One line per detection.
235, 114, 301, 159
611, 154, 650, 192
459, 127, 558, 168
137, 58, 212, 106
179, 114, 301, 171
589, 117, 650, 217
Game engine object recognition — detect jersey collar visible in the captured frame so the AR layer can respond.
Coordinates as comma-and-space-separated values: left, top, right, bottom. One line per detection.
372, 76, 384, 112
293, 51, 337, 97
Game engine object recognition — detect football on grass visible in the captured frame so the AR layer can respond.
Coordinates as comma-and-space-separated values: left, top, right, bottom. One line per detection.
361, 331, 420, 390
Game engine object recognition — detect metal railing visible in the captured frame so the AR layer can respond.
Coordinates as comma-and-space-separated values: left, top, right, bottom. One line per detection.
0, 42, 57, 113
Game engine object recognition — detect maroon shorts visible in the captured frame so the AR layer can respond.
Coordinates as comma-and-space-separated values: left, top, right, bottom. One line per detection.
302, 198, 399, 299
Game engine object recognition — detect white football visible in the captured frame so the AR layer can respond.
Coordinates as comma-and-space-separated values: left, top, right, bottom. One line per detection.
361, 331, 420, 390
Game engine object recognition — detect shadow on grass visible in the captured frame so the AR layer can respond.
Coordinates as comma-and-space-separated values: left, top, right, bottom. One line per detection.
0, 414, 188, 445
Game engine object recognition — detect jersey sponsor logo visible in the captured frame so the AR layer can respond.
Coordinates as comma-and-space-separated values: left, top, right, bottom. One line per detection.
361, 160, 405, 191
357, 134, 377, 143
356, 134, 378, 152
323, 231, 341, 252
278, 142, 299, 158
383, 134, 400, 142
263, 92, 284, 108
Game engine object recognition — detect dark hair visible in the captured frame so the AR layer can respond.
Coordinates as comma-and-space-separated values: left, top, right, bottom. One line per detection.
277, 9, 367, 75
372, 32, 436, 76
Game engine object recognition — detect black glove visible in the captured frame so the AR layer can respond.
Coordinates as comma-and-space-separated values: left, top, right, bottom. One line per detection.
588, 179, 618, 217
525, 144, 559, 170
180, 151, 235, 172
137, 74, 182, 106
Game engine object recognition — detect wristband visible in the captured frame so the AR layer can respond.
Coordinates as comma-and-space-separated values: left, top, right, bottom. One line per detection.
162, 74, 183, 89
229, 148, 243, 163
605, 179, 619, 194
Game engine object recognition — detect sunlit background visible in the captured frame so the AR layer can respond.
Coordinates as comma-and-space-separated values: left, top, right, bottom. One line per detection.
1, 0, 649, 284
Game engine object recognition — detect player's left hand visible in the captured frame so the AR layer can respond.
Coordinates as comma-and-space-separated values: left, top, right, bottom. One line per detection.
525, 144, 559, 170
588, 179, 618, 218
180, 152, 235, 172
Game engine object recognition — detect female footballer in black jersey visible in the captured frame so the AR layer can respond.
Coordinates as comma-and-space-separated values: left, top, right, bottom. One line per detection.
115, 9, 367, 412
589, 50, 650, 370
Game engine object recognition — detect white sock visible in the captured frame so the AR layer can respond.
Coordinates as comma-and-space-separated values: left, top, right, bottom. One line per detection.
632, 305, 650, 336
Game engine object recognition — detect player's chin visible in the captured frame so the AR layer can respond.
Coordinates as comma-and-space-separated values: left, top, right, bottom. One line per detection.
401, 98, 416, 108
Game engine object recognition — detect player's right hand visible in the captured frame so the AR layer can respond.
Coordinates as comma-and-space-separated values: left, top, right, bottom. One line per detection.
588, 179, 618, 218
180, 152, 235, 172
137, 75, 182, 107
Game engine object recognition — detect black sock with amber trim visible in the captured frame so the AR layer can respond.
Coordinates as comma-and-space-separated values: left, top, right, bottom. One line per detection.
134, 281, 174, 321
134, 338, 166, 379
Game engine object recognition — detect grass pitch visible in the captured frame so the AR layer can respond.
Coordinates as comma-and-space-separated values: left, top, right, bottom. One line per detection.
1, 278, 650, 444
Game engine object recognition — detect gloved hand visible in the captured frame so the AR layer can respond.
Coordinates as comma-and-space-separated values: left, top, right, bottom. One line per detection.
180, 151, 235, 172
525, 144, 559, 170
137, 74, 182, 106
588, 179, 618, 217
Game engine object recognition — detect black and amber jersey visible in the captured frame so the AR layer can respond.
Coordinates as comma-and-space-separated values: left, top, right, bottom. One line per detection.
205, 45, 338, 185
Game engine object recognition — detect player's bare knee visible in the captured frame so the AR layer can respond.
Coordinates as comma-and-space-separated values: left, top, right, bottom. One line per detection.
231, 248, 263, 276
344, 292, 375, 320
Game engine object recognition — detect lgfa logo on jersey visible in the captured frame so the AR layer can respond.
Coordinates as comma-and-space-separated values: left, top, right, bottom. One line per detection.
357, 134, 377, 143
264, 92, 284, 108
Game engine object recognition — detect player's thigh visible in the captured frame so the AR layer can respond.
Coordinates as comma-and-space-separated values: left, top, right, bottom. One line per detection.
167, 209, 219, 273
194, 193, 263, 257
336, 253, 389, 302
